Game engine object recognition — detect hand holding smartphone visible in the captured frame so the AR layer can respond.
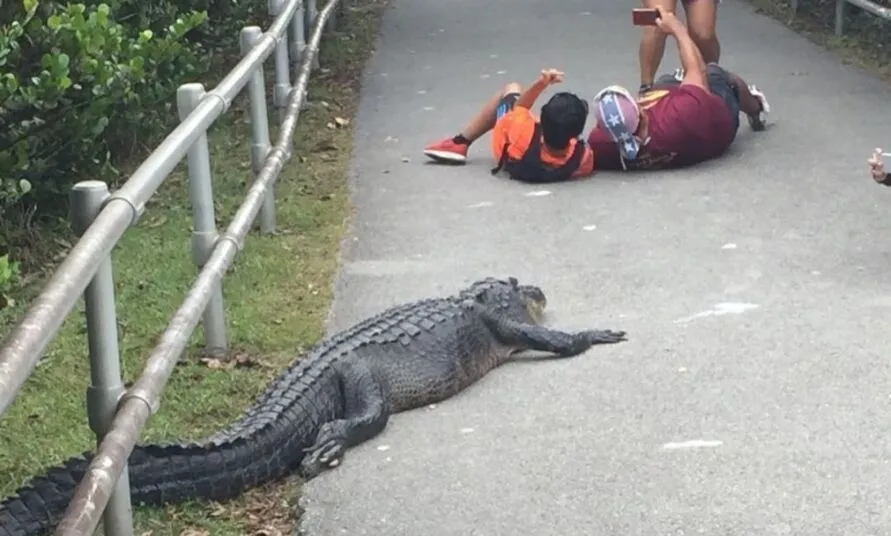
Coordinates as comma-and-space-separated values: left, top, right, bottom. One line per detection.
632, 7, 661, 26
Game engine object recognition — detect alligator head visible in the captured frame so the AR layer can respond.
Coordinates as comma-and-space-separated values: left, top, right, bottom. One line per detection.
461, 277, 547, 325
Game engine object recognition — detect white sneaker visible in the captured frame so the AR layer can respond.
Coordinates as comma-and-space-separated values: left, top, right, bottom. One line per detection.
747, 85, 770, 131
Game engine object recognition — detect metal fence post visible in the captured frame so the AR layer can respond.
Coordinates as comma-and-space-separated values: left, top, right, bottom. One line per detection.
326, 0, 338, 32
269, 0, 293, 117
69, 181, 135, 536
290, 0, 307, 66
240, 27, 277, 235
306, 0, 321, 70
176, 84, 229, 357
835, 0, 846, 36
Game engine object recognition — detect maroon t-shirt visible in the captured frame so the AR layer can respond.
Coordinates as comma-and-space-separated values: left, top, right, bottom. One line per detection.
587, 84, 736, 171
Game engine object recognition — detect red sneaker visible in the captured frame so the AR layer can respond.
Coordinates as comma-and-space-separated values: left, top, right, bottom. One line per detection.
423, 137, 468, 164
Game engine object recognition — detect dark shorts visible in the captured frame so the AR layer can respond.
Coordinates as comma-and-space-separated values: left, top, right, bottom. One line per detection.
496, 92, 521, 120
655, 63, 740, 133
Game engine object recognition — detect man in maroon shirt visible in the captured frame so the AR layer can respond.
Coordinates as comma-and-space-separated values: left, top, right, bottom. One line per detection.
587, 11, 770, 171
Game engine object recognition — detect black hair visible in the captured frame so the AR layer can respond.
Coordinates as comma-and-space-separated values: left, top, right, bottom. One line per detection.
539, 92, 589, 150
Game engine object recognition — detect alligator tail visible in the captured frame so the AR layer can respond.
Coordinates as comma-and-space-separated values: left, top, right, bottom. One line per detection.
0, 436, 293, 536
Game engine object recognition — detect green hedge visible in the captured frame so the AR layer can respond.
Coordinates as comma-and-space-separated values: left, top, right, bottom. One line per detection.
0, 0, 267, 221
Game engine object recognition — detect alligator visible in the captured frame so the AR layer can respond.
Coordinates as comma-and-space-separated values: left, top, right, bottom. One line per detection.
0, 276, 627, 536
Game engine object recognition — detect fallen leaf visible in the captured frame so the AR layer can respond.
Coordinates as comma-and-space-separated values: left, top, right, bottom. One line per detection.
199, 357, 229, 370
233, 354, 263, 369
180, 529, 210, 536
334, 116, 349, 127
147, 215, 168, 228
313, 140, 338, 152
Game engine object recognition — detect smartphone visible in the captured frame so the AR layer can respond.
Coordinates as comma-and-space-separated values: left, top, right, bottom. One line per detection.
632, 7, 661, 26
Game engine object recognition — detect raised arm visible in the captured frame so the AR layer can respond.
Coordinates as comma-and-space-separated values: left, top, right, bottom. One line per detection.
515, 68, 564, 110
655, 12, 708, 91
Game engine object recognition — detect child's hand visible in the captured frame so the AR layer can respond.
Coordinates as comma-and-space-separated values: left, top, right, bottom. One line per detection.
869, 147, 886, 183
539, 69, 565, 86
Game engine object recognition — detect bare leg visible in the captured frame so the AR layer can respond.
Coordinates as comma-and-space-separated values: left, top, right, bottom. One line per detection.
458, 82, 522, 144
639, 0, 678, 89
725, 71, 763, 116
423, 82, 522, 164
684, 0, 721, 64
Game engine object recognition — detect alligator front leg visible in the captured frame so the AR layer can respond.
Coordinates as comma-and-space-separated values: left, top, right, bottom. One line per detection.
485, 316, 627, 357
298, 361, 390, 480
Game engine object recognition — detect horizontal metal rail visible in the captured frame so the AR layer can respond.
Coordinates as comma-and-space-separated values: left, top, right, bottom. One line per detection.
789, 0, 891, 35
0, 0, 304, 417
0, 0, 348, 533
53, 0, 341, 532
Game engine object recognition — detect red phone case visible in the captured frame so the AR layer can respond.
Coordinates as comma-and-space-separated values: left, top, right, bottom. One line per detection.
632, 8, 660, 26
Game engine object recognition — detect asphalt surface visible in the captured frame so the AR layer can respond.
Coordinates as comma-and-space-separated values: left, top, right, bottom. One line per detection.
298, 0, 891, 534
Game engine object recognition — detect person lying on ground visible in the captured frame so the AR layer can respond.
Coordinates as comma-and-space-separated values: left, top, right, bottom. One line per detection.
638, 0, 722, 95
585, 10, 770, 172
423, 69, 596, 183
868, 148, 891, 186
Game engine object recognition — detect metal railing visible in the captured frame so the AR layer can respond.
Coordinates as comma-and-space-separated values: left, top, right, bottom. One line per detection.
789, 0, 891, 35
0, 0, 347, 533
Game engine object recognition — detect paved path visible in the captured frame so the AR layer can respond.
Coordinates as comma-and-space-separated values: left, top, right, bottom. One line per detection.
299, 0, 891, 534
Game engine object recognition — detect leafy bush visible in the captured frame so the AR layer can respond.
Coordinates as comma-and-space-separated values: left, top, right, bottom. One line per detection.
0, 254, 20, 309
0, 0, 269, 225
0, 0, 209, 215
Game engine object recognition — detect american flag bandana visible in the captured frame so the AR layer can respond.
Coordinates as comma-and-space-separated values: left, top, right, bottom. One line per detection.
593, 85, 642, 161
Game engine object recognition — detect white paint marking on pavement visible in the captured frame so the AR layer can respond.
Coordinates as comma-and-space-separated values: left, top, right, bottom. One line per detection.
721, 243, 737, 250
423, 106, 435, 111
583, 224, 597, 231
417, 89, 427, 95
460, 427, 475, 434
497, 70, 507, 75
524, 190, 552, 197
489, 54, 498, 59
468, 201, 494, 208
377, 445, 391, 451
481, 74, 491, 79
673, 302, 759, 324
662, 439, 723, 450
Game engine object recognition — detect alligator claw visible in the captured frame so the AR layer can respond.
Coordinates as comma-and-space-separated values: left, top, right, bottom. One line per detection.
584, 329, 627, 345
299, 426, 348, 480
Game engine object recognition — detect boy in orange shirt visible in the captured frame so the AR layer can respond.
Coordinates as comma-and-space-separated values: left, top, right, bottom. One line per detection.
423, 68, 595, 183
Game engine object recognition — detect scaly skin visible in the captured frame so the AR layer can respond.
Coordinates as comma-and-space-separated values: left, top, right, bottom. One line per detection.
0, 276, 627, 536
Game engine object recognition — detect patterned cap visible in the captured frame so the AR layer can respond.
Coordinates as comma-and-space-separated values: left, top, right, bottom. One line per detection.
592, 85, 641, 160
